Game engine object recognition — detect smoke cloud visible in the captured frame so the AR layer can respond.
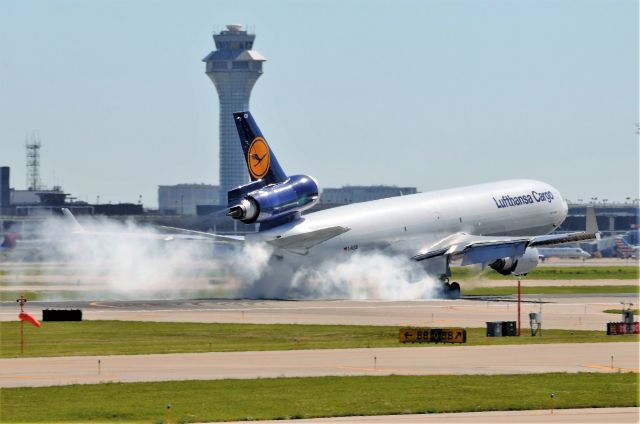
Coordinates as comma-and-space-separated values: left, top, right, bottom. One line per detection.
6, 216, 438, 301
288, 253, 438, 300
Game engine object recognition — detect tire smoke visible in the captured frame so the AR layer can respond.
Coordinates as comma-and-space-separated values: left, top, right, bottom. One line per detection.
11, 216, 437, 301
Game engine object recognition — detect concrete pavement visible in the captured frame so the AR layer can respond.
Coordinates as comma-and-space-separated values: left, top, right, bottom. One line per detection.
1, 342, 637, 388
221, 408, 640, 423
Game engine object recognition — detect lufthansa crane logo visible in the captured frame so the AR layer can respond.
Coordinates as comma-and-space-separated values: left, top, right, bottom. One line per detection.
247, 137, 270, 179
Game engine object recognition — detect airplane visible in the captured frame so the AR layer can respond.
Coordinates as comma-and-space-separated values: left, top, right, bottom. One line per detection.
579, 207, 638, 258
57, 112, 595, 297
151, 111, 594, 298
614, 231, 640, 259
537, 246, 591, 261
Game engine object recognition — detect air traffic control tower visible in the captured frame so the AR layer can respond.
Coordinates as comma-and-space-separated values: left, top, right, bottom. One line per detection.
203, 24, 266, 204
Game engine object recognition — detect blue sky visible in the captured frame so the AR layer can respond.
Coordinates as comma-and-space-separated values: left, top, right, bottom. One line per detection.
1, 0, 637, 207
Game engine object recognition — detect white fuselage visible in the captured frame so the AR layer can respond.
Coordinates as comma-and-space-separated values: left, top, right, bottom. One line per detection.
247, 179, 568, 264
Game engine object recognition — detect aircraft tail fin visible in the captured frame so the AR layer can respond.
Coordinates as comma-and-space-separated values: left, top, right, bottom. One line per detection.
585, 206, 599, 236
233, 111, 287, 185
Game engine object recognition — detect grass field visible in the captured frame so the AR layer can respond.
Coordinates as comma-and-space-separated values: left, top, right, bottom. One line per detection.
1, 373, 637, 423
450, 266, 639, 280
0, 290, 221, 302
1, 321, 637, 358
463, 285, 639, 296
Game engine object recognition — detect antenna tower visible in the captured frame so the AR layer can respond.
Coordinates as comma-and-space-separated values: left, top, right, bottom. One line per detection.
25, 133, 41, 191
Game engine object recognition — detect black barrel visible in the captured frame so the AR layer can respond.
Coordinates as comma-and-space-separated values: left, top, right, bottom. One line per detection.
502, 321, 517, 336
42, 309, 82, 322
486, 321, 503, 337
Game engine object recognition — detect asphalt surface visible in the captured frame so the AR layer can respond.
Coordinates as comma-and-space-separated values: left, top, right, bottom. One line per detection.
2, 294, 637, 331
222, 408, 640, 423
1, 342, 637, 388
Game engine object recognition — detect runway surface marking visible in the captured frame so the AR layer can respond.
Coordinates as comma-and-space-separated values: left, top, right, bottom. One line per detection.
582, 363, 640, 373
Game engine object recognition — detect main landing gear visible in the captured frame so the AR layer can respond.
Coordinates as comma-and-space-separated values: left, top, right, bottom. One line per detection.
440, 277, 461, 299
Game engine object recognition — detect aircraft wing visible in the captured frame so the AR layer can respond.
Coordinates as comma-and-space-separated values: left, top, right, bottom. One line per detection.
62, 209, 244, 244
267, 226, 350, 255
412, 231, 596, 266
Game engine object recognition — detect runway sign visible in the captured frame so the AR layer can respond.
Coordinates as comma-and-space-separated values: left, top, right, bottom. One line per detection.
399, 327, 466, 344
607, 322, 639, 335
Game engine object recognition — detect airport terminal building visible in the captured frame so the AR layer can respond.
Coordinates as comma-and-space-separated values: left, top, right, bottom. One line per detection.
158, 184, 220, 215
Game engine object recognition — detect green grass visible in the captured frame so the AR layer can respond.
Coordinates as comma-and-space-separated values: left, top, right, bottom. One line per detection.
0, 289, 226, 301
451, 266, 639, 280
464, 285, 639, 296
1, 321, 637, 358
0, 373, 637, 423
603, 309, 640, 315
0, 290, 46, 301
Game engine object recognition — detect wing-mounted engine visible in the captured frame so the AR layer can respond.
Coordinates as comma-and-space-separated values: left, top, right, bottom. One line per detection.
227, 175, 319, 226
489, 247, 539, 276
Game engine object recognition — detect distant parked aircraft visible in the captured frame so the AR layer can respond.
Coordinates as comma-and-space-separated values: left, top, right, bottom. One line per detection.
537, 246, 591, 261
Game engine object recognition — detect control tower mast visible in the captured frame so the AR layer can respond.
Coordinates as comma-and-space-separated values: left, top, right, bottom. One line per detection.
25, 133, 41, 191
203, 24, 266, 204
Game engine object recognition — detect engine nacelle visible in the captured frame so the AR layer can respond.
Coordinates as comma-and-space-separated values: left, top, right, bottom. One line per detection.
228, 175, 319, 224
489, 247, 539, 276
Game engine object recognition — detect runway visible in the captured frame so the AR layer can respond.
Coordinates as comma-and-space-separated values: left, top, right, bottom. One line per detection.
1, 342, 637, 388
2, 294, 637, 331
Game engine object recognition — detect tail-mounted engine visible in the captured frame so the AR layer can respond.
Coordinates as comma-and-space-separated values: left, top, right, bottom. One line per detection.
227, 175, 319, 226
489, 247, 539, 276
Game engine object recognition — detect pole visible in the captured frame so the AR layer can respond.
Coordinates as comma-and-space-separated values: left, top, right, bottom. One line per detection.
517, 280, 521, 336
17, 295, 26, 354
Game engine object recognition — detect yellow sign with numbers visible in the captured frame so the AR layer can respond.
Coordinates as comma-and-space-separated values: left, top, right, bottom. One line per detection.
399, 327, 466, 344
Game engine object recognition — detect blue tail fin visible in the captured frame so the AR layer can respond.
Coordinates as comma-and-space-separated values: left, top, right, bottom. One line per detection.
233, 112, 287, 184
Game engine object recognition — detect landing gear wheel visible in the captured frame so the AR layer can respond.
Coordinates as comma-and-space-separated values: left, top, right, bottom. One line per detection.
449, 282, 461, 299
441, 282, 451, 298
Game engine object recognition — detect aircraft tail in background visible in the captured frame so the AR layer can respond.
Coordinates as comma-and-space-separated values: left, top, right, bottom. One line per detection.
1, 233, 17, 249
